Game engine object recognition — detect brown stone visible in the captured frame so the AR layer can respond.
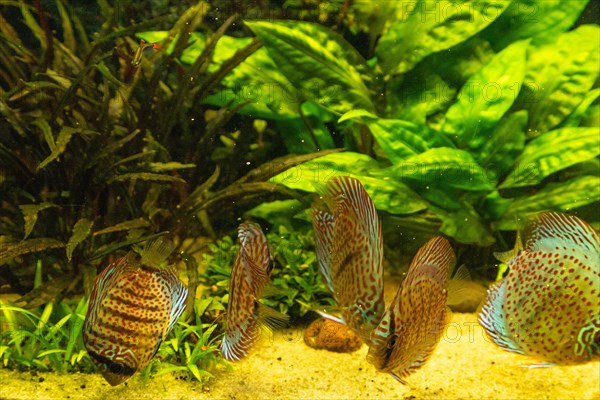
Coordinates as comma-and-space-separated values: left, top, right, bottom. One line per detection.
304, 318, 362, 353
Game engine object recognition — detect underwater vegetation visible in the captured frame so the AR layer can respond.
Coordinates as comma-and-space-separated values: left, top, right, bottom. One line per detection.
479, 211, 600, 365
0, 0, 598, 390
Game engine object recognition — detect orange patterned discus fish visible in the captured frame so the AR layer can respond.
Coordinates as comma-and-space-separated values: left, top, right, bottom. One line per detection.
367, 237, 454, 384
83, 238, 187, 386
312, 176, 385, 345
479, 211, 600, 365
221, 223, 287, 361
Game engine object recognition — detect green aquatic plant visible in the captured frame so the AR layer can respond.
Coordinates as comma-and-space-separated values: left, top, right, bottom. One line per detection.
0, 298, 93, 372
199, 0, 598, 268
0, 297, 226, 382
200, 224, 334, 321
0, 0, 329, 307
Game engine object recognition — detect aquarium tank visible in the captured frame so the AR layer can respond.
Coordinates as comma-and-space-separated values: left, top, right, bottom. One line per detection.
0, 0, 598, 399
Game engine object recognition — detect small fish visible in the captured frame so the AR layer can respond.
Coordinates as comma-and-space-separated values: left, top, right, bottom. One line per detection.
367, 236, 454, 384
83, 237, 187, 386
220, 223, 288, 361
311, 176, 385, 345
479, 211, 600, 365
131, 39, 160, 67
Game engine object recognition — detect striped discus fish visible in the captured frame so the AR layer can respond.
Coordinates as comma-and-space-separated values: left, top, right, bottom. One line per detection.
83, 238, 187, 386
311, 176, 385, 345
221, 223, 286, 361
479, 211, 600, 365
367, 237, 454, 384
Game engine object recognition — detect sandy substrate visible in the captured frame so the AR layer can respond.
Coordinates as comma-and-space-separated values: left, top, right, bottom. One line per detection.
1, 313, 598, 400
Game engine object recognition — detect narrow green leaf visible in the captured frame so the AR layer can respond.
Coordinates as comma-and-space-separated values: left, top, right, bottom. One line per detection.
32, 119, 55, 151
483, 0, 591, 49
442, 40, 528, 150
93, 218, 150, 236
519, 25, 600, 137
0, 238, 65, 266
376, 0, 511, 74
19, 203, 57, 239
66, 218, 93, 261
499, 127, 600, 188
37, 127, 79, 170
112, 173, 186, 183
496, 175, 600, 230
147, 162, 196, 172
246, 20, 374, 114
55, 0, 76, 51
387, 147, 494, 191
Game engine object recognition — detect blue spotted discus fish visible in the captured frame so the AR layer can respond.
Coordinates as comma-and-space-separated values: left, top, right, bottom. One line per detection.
311, 176, 385, 345
221, 223, 288, 361
83, 238, 188, 386
367, 236, 454, 384
479, 211, 600, 365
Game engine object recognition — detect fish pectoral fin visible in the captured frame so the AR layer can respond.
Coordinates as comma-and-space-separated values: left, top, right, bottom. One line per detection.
255, 301, 290, 329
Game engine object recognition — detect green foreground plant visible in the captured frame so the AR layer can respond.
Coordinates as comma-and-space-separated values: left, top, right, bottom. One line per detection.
0, 298, 225, 383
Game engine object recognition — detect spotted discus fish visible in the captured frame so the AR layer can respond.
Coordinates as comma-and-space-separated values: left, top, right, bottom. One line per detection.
83, 238, 187, 386
311, 176, 385, 345
367, 236, 454, 384
479, 211, 600, 365
221, 223, 287, 361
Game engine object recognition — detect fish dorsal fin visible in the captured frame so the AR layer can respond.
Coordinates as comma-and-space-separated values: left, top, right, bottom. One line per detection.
523, 211, 600, 257
237, 223, 271, 296
311, 207, 336, 294
494, 230, 523, 263
141, 237, 175, 268
401, 236, 454, 291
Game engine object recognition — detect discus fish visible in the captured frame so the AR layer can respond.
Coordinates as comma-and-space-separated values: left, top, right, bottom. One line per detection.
220, 223, 288, 361
479, 211, 600, 365
367, 236, 454, 384
311, 176, 385, 345
83, 238, 187, 386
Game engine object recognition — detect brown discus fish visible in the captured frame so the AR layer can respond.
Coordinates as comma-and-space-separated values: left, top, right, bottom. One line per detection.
367, 236, 454, 384
311, 176, 385, 345
220, 223, 288, 361
83, 238, 187, 386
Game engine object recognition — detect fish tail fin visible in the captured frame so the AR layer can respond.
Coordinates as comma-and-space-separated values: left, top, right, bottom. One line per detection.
141, 236, 175, 268
255, 301, 290, 330
494, 229, 523, 263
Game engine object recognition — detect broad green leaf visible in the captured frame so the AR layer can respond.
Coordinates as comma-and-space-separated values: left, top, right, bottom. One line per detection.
246, 20, 374, 114
518, 25, 600, 137
93, 218, 150, 236
478, 110, 527, 180
499, 127, 600, 188
270, 152, 427, 214
66, 218, 93, 262
37, 126, 79, 170
442, 40, 528, 150
339, 110, 430, 163
431, 204, 495, 246
376, 0, 511, 74
0, 238, 65, 266
496, 175, 600, 230
112, 173, 186, 183
483, 0, 591, 49
559, 88, 600, 129
386, 147, 495, 191
19, 203, 57, 239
